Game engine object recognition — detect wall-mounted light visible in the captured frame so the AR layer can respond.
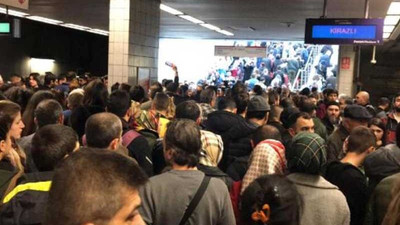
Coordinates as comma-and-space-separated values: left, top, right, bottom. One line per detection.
30, 58, 55, 74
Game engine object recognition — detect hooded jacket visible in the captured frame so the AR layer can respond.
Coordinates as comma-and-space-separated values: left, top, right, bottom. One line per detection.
205, 110, 257, 175
364, 143, 400, 192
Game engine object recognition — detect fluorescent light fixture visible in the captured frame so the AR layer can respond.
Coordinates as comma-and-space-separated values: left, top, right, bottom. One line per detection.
200, 23, 221, 31
0, 7, 29, 17
217, 29, 234, 36
383, 32, 391, 39
88, 29, 109, 36
8, 9, 29, 17
385, 15, 400, 25
179, 15, 204, 24
61, 23, 90, 31
160, 4, 183, 15
387, 2, 400, 15
384, 25, 395, 33
27, 16, 63, 25
30, 58, 55, 74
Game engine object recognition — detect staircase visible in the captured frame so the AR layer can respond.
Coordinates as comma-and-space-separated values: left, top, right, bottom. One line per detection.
291, 45, 319, 91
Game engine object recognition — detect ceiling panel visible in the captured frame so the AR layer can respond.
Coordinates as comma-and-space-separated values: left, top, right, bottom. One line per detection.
22, 0, 393, 40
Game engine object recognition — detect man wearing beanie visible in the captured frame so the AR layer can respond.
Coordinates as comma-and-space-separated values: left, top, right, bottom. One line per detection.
322, 101, 341, 136
287, 132, 350, 225
326, 104, 372, 162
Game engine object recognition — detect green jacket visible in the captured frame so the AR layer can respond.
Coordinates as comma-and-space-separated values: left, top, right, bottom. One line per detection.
364, 172, 400, 225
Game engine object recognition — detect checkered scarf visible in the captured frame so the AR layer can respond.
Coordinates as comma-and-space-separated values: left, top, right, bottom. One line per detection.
241, 139, 286, 194
287, 132, 327, 175
199, 130, 224, 167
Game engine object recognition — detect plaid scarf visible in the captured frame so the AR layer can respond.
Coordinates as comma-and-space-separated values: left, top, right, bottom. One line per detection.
287, 132, 327, 175
241, 139, 286, 194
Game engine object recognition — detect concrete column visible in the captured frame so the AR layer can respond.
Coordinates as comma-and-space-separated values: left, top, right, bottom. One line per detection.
337, 46, 357, 97
108, 0, 160, 87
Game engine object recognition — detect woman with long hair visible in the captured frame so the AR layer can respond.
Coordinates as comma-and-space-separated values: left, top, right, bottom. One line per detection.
0, 101, 25, 198
21, 90, 55, 137
369, 117, 387, 148
70, 79, 108, 140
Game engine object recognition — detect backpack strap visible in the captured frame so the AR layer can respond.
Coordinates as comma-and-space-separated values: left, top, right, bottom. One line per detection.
122, 130, 141, 147
179, 175, 211, 225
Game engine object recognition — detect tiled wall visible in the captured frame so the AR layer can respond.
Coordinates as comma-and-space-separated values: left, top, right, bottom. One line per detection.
338, 46, 357, 97
108, 0, 160, 86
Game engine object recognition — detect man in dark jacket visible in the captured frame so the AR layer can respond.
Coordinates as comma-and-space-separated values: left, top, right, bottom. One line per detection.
355, 91, 376, 117
206, 97, 257, 179
322, 101, 341, 136
326, 105, 371, 162
316, 89, 338, 119
106, 91, 153, 177
325, 127, 376, 225
0, 125, 79, 225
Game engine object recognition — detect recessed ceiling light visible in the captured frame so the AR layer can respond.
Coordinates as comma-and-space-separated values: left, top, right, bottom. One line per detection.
27, 16, 63, 25
383, 32, 391, 39
387, 2, 400, 15
217, 30, 234, 36
88, 29, 109, 36
0, 7, 29, 17
179, 15, 204, 24
200, 23, 221, 31
160, 4, 183, 15
384, 25, 395, 33
61, 23, 90, 31
385, 15, 400, 25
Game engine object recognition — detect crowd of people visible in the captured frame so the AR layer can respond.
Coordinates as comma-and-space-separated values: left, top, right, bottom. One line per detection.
205, 42, 337, 92
0, 65, 398, 225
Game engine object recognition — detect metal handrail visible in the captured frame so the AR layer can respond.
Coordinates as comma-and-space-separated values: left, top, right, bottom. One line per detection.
291, 46, 318, 90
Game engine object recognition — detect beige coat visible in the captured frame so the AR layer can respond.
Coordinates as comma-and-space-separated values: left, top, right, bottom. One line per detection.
288, 173, 350, 225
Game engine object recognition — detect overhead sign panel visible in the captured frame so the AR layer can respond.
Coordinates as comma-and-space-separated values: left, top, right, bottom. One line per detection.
0, 19, 11, 36
0, 0, 29, 10
215, 46, 267, 58
305, 18, 384, 45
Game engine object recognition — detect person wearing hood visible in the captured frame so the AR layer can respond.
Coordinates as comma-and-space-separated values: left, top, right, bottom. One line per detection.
241, 125, 286, 194
364, 123, 400, 193
287, 132, 350, 225
175, 100, 232, 189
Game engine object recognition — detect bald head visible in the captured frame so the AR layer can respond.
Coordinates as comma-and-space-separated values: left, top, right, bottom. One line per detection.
252, 125, 282, 146
85, 112, 122, 149
356, 91, 370, 106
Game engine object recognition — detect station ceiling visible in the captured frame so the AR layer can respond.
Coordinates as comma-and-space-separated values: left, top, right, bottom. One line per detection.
26, 0, 393, 40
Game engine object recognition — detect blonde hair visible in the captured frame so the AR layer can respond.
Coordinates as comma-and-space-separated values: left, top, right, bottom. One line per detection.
165, 96, 175, 119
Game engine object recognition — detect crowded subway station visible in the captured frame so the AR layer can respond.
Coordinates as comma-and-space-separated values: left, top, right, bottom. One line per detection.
1, 0, 400, 224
